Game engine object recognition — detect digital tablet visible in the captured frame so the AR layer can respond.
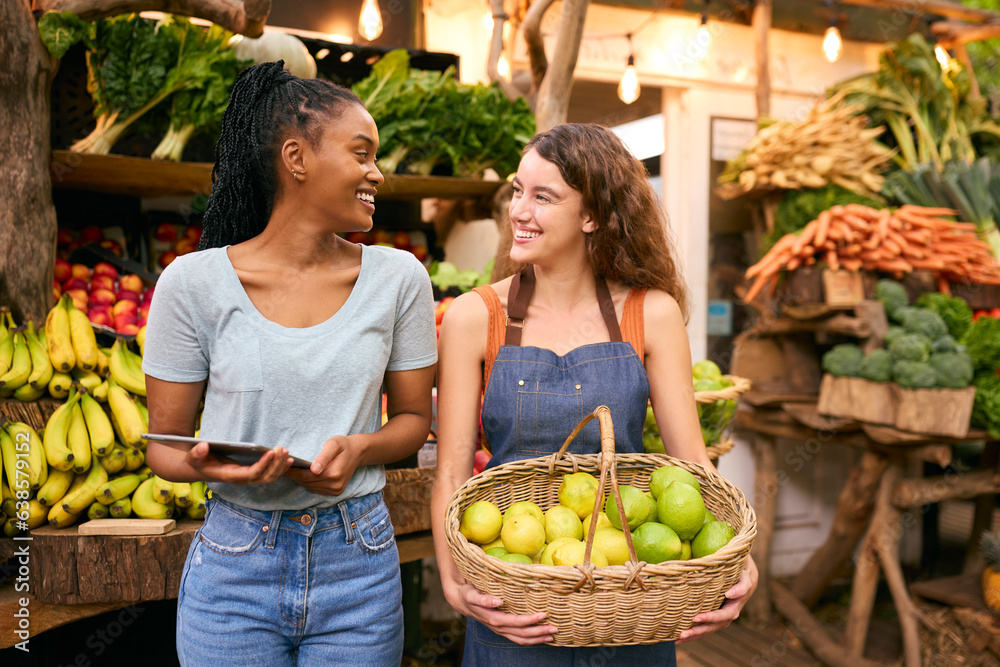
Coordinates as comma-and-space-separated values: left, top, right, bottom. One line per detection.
142, 433, 313, 468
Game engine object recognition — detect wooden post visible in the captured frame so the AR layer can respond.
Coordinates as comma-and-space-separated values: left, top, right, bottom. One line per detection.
753, 0, 771, 119
532, 0, 590, 132
745, 433, 776, 625
964, 441, 999, 574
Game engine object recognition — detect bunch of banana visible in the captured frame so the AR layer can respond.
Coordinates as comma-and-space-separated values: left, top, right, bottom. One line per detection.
1, 421, 48, 491
186, 481, 208, 520
80, 390, 113, 456
42, 388, 83, 471
106, 378, 147, 449
96, 446, 127, 475
108, 339, 146, 397
132, 477, 174, 519
3, 321, 54, 402
0, 308, 13, 377
45, 295, 76, 373
87, 501, 108, 521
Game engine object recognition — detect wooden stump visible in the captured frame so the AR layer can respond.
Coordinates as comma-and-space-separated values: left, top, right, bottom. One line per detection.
745, 433, 776, 625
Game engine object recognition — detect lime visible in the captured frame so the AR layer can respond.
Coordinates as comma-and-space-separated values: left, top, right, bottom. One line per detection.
460, 500, 503, 544
503, 500, 544, 525
558, 472, 600, 519
500, 513, 546, 556
539, 537, 577, 565
703, 508, 718, 526
656, 481, 706, 541
644, 492, 658, 524
692, 360, 722, 381
485, 546, 509, 558
649, 465, 701, 498
692, 521, 736, 558
552, 540, 609, 567
605, 485, 650, 531
679, 541, 692, 560
581, 511, 613, 537
593, 527, 631, 566
632, 521, 682, 564
500, 553, 533, 565
544, 505, 583, 542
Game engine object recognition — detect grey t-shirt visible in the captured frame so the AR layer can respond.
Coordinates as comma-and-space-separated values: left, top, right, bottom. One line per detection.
141, 244, 437, 510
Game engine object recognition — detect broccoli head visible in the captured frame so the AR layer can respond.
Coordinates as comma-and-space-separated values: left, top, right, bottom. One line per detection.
874, 280, 909, 322
889, 333, 932, 363
932, 335, 960, 354
893, 306, 920, 327
893, 360, 938, 389
916, 292, 973, 341
884, 326, 907, 347
822, 344, 864, 377
902, 309, 949, 341
929, 351, 975, 389
859, 349, 893, 382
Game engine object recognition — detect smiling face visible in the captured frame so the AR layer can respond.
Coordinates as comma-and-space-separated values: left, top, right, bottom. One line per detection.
295, 103, 384, 234
508, 149, 595, 267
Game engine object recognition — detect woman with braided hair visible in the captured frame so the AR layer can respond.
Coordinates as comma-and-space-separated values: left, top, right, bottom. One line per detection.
141, 61, 437, 665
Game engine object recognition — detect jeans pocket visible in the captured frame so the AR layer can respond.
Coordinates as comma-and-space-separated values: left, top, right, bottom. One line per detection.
198, 503, 266, 556
357, 503, 396, 554
210, 339, 264, 393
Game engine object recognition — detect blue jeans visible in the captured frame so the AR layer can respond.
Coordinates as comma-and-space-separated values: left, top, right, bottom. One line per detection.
176, 492, 403, 666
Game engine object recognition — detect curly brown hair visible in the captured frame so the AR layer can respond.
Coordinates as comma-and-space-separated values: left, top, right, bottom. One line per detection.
492, 123, 689, 319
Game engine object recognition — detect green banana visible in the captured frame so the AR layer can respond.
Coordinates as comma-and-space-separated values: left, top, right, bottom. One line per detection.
3, 517, 20, 537
109, 339, 146, 396
25, 322, 53, 389
109, 497, 132, 518
43, 389, 82, 471
190, 480, 208, 510
46, 295, 76, 372
132, 478, 173, 519
12, 382, 46, 402
97, 446, 127, 475
172, 482, 193, 508
0, 426, 17, 494
186, 502, 206, 520
0, 308, 13, 375
91, 379, 109, 403
71, 368, 103, 392
95, 473, 142, 504
68, 403, 92, 474
151, 475, 175, 504
36, 467, 74, 506
123, 446, 144, 471
80, 391, 114, 456
48, 503, 82, 528
0, 479, 15, 517
87, 501, 108, 521
48, 371, 72, 399
107, 379, 146, 448
0, 333, 32, 396
66, 299, 99, 371
25, 498, 48, 529
61, 460, 107, 514
4, 421, 48, 490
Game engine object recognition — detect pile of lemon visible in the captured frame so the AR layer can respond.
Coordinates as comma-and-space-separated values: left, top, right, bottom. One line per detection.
460, 465, 735, 567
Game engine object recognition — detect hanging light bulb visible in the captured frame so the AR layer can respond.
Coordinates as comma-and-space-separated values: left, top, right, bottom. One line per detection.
497, 54, 511, 81
935, 44, 952, 70
823, 25, 842, 62
358, 0, 383, 41
483, 9, 494, 33
618, 36, 640, 106
697, 1, 711, 49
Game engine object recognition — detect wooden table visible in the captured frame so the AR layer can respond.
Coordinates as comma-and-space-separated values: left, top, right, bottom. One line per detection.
736, 403, 1000, 667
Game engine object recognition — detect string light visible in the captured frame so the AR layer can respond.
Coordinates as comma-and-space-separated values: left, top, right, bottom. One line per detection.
358, 0, 383, 41
497, 54, 511, 81
483, 9, 494, 33
823, 1, 842, 63
618, 33, 640, 105
935, 44, 952, 70
697, 1, 711, 49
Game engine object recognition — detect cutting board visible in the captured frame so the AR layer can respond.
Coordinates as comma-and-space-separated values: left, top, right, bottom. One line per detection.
77, 519, 176, 536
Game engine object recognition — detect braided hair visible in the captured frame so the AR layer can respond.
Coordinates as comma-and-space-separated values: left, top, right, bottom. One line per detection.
199, 60, 364, 249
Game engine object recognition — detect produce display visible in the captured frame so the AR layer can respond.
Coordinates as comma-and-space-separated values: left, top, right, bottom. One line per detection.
643, 360, 740, 454
57, 225, 123, 258
53, 261, 152, 335
428, 260, 493, 293
718, 95, 893, 196
983, 529, 1000, 612
459, 465, 734, 567
744, 204, 1000, 302
0, 300, 206, 534
150, 222, 203, 270
345, 228, 430, 263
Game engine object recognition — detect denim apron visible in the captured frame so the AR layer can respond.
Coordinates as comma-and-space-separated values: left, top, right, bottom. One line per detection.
464, 266, 677, 667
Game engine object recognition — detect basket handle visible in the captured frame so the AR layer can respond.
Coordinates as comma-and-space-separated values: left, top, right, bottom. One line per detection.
557, 406, 640, 570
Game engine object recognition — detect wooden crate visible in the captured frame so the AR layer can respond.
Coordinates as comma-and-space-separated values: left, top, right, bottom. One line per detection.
892, 385, 977, 439
383, 467, 434, 536
817, 375, 895, 426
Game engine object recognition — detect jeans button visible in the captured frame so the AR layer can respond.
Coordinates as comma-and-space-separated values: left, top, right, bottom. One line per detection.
301, 515, 312, 526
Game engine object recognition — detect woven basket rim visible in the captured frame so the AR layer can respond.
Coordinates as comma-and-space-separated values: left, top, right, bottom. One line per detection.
705, 438, 735, 460
694, 374, 752, 405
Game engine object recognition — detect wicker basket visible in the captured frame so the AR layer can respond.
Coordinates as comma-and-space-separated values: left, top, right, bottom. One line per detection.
445, 406, 756, 647
695, 374, 751, 461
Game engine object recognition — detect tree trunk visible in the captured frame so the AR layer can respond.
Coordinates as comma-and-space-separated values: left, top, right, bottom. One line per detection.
534, 0, 589, 132
0, 0, 58, 325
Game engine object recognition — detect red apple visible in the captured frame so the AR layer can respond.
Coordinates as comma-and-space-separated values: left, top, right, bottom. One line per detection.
93, 262, 119, 281
114, 312, 139, 332
54, 258, 72, 283
140, 288, 155, 304
472, 449, 491, 475
66, 289, 89, 311
154, 223, 178, 243
136, 314, 148, 328
56, 229, 75, 247
99, 239, 122, 256
112, 299, 138, 317
63, 277, 88, 292
71, 263, 91, 281
139, 302, 151, 319
372, 229, 392, 245
392, 231, 411, 250
410, 244, 428, 263
90, 275, 115, 293
184, 225, 203, 242
158, 251, 178, 269
88, 288, 116, 306
174, 238, 197, 256
119, 274, 144, 294
116, 290, 140, 305
88, 307, 113, 328
346, 232, 368, 244
80, 226, 104, 244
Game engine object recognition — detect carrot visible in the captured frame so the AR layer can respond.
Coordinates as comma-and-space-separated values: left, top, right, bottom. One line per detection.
888, 216, 903, 231
766, 274, 780, 298
908, 258, 946, 270
887, 230, 908, 249
841, 258, 864, 272
787, 256, 802, 271
860, 249, 884, 262
942, 222, 978, 231
801, 245, 815, 256
898, 205, 957, 217
826, 224, 845, 242
743, 273, 775, 304
876, 211, 890, 239
826, 249, 840, 271
813, 212, 832, 248
862, 236, 882, 251
845, 203, 879, 218
877, 259, 913, 273
841, 214, 870, 231
937, 275, 951, 295
842, 243, 863, 256
791, 222, 818, 257
804, 255, 817, 266
901, 245, 926, 260
883, 239, 902, 256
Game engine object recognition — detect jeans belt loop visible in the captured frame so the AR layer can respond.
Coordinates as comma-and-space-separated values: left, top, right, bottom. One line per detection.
338, 502, 354, 543
264, 510, 281, 548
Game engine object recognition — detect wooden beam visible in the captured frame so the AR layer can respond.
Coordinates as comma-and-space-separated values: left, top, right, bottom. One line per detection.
34, 0, 271, 37
486, 0, 522, 102
932, 19, 1000, 48
837, 0, 1000, 24
753, 0, 771, 119
521, 0, 555, 98
533, 0, 590, 132
891, 468, 1000, 508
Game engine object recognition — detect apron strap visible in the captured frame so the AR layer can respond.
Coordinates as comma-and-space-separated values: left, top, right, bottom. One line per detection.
504, 265, 623, 345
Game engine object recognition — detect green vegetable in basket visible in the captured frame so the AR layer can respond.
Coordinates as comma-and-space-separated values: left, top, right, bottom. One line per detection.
701, 426, 720, 447
916, 292, 974, 341
929, 351, 975, 389
889, 333, 932, 363
692, 360, 723, 381
961, 315, 1000, 371
971, 371, 1000, 439
859, 349, 893, 383
901, 309, 949, 341
822, 344, 864, 377
893, 359, 938, 389
874, 280, 909, 322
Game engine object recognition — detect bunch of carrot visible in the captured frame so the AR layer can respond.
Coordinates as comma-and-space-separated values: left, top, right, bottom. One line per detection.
744, 203, 1000, 303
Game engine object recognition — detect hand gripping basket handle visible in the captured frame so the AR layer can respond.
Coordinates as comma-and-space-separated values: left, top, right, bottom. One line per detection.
554, 406, 640, 571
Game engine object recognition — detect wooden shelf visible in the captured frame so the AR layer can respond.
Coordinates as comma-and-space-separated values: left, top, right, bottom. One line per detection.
910, 573, 999, 618
50, 150, 505, 201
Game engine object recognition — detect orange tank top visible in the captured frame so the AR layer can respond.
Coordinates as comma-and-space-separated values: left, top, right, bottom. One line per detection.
472, 285, 647, 392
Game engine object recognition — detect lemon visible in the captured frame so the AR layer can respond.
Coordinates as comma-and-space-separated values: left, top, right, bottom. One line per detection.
558, 472, 600, 519
501, 513, 546, 556
656, 481, 706, 541
644, 492, 658, 524
605, 485, 650, 531
501, 553, 533, 565
679, 541, 692, 560
482, 536, 505, 551
649, 465, 701, 498
540, 536, 578, 565
544, 505, 583, 542
552, 540, 609, 567
460, 500, 503, 544
582, 511, 613, 537
503, 500, 544, 525
692, 521, 736, 559
632, 521, 682, 564
593, 527, 631, 565
485, 546, 509, 558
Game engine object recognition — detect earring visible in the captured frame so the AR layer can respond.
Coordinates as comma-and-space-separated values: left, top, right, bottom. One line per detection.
292, 170, 302, 181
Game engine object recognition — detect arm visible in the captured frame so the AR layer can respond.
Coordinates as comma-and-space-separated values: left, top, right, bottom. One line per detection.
145, 375, 293, 484
430, 293, 556, 645
284, 365, 436, 496
642, 289, 758, 642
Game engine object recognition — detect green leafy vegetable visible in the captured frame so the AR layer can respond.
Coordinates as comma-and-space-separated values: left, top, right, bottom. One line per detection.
38, 11, 93, 58
961, 315, 1000, 371
971, 371, 1000, 439
932, 335, 960, 354
892, 360, 937, 388
929, 351, 975, 388
822, 344, 864, 377
859, 349, 893, 383
874, 280, 910, 322
889, 333, 932, 363
428, 260, 492, 293
901, 309, 949, 341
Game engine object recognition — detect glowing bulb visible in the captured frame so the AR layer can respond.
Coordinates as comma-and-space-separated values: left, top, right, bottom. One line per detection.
497, 54, 511, 81
358, 0, 383, 41
823, 25, 842, 63
697, 25, 711, 49
935, 44, 951, 70
484, 10, 494, 33
617, 57, 640, 105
